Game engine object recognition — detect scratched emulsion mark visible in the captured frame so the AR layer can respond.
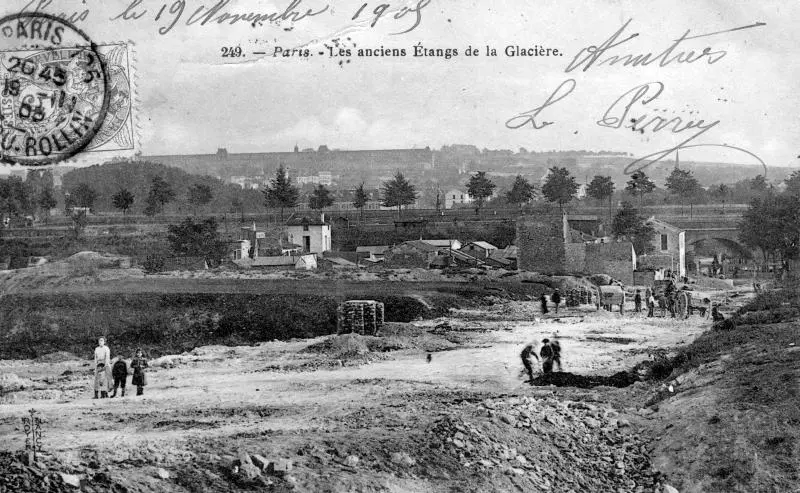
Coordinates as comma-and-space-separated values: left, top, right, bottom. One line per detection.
505, 18, 769, 176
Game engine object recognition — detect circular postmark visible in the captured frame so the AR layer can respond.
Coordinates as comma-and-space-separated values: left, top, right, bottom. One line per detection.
0, 12, 109, 166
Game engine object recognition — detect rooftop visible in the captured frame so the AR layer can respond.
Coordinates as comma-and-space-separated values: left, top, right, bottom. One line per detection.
466, 241, 498, 250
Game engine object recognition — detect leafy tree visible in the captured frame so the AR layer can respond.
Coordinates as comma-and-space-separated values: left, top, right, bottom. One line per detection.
166, 217, 228, 266
750, 174, 768, 193
69, 183, 98, 210
187, 183, 213, 215
309, 184, 334, 210
381, 171, 417, 217
625, 171, 656, 206
69, 209, 89, 238
352, 182, 369, 220
111, 188, 135, 215
665, 168, 702, 214
709, 184, 730, 212
65, 183, 97, 209
785, 171, 800, 197
506, 175, 536, 207
541, 167, 578, 211
0, 176, 30, 217
586, 175, 615, 214
263, 165, 299, 221
230, 197, 245, 223
37, 187, 57, 221
739, 195, 800, 264
144, 176, 175, 216
466, 171, 496, 211
26, 170, 55, 219
611, 201, 655, 254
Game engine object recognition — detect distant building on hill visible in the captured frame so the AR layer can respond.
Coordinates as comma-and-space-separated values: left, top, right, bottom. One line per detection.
445, 189, 472, 209
144, 147, 435, 179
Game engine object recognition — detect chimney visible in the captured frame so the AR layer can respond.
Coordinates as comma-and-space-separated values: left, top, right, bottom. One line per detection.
320, 212, 325, 223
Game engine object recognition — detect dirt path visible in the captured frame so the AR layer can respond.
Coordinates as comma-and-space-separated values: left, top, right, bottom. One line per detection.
0, 305, 709, 444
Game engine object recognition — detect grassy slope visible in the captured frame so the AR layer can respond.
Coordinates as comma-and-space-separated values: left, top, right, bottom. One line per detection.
0, 279, 545, 360
647, 287, 800, 492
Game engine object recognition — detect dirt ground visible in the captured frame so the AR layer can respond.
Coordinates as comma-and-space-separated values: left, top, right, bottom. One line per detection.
0, 292, 732, 493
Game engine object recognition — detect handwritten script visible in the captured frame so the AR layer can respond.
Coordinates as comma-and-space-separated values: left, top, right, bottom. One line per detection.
507, 19, 768, 175
19, 0, 433, 36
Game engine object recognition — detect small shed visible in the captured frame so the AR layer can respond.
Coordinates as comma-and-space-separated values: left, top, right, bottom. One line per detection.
463, 241, 498, 259
383, 240, 439, 268
295, 254, 318, 270
321, 256, 358, 270
356, 245, 390, 261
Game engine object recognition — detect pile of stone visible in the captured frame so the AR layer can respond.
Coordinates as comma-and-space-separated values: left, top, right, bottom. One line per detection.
565, 287, 598, 307
429, 396, 665, 492
0, 451, 130, 493
336, 300, 385, 336
231, 448, 294, 487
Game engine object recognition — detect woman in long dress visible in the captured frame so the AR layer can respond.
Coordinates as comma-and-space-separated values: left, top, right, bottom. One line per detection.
93, 337, 112, 399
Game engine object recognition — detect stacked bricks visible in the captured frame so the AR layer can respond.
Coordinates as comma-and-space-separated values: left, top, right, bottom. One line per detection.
336, 300, 385, 336
566, 287, 598, 307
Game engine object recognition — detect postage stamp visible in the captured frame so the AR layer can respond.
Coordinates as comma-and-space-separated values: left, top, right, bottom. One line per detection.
0, 12, 135, 166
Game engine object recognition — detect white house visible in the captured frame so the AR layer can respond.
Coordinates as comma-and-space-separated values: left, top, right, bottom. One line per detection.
286, 214, 331, 254
645, 218, 686, 278
445, 189, 473, 209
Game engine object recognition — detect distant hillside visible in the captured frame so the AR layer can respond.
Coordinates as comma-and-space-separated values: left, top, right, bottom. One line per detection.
62, 161, 263, 214
143, 146, 793, 189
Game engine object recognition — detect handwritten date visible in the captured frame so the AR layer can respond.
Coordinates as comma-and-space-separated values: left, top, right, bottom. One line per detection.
112, 0, 431, 36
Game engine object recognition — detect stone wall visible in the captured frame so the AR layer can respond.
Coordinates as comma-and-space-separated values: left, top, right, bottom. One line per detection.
565, 243, 586, 273
516, 216, 567, 274
585, 243, 635, 285
517, 216, 636, 284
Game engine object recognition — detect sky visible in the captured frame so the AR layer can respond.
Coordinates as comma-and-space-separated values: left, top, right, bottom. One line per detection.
1, 0, 798, 174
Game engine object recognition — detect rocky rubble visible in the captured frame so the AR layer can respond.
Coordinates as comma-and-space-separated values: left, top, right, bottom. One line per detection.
429, 396, 665, 492
230, 448, 296, 488
0, 451, 133, 493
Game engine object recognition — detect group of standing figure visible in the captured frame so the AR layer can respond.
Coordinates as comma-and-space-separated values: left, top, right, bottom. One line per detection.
539, 289, 561, 315
520, 338, 562, 382
93, 337, 149, 399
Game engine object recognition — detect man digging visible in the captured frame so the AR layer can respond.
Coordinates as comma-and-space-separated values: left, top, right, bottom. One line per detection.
520, 343, 540, 382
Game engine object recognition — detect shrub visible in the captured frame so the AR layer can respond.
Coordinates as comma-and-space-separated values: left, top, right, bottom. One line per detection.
142, 254, 165, 273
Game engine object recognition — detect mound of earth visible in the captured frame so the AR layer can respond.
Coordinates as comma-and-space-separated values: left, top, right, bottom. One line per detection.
531, 371, 640, 388
35, 351, 81, 363
0, 373, 34, 393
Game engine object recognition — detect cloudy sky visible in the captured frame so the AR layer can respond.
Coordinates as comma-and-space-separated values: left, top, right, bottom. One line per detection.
3, 0, 798, 173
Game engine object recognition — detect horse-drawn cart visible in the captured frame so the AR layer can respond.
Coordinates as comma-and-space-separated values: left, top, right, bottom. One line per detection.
598, 285, 626, 313
653, 280, 692, 319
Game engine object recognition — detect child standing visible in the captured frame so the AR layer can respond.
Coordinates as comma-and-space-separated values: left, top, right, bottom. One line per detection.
111, 356, 128, 397
131, 348, 149, 396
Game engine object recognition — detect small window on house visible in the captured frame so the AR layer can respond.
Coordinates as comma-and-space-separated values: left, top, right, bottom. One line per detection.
303, 224, 309, 231
661, 234, 668, 251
